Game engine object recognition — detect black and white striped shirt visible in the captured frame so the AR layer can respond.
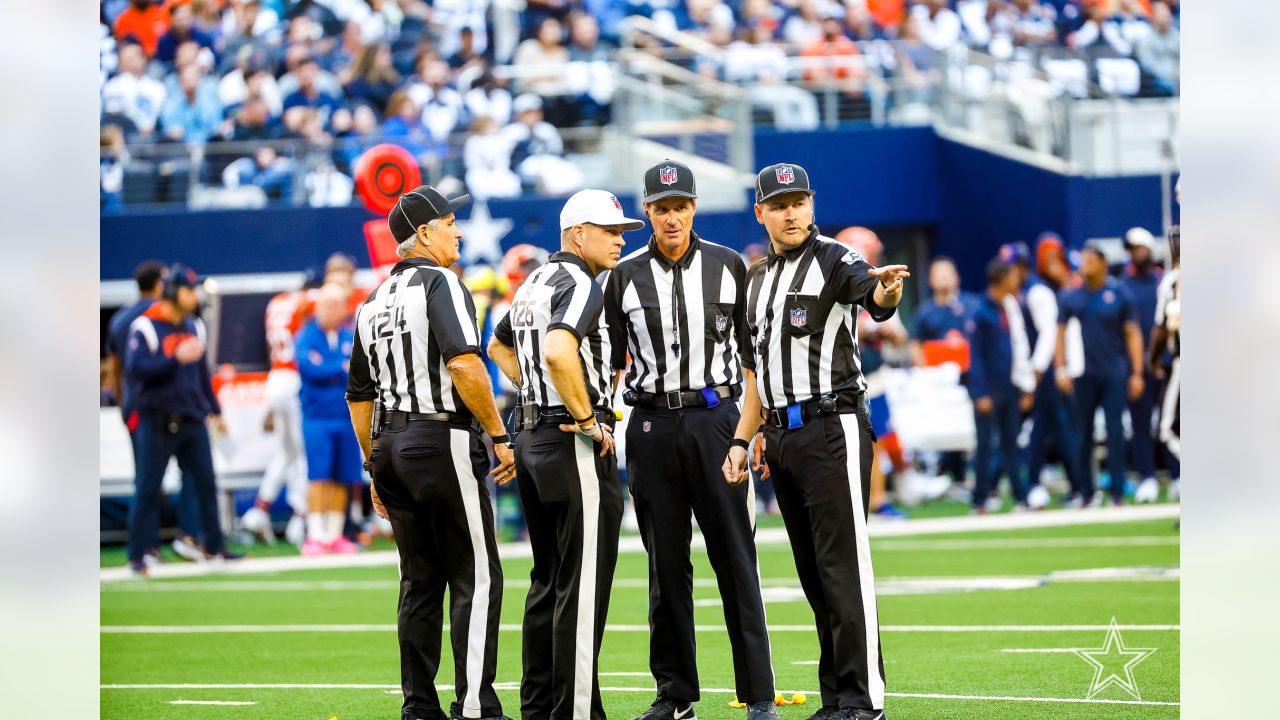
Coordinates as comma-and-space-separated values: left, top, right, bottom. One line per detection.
603, 233, 752, 395
494, 252, 613, 409
346, 258, 481, 414
745, 229, 895, 410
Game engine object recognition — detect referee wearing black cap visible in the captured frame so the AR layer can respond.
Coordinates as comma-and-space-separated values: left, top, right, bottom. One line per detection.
604, 160, 778, 720
347, 185, 516, 720
724, 163, 910, 720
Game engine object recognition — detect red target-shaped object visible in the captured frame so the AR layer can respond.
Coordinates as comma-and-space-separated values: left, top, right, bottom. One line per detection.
354, 144, 422, 215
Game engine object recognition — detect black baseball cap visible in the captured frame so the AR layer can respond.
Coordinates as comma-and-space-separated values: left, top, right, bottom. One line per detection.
387, 184, 471, 243
642, 159, 697, 203
755, 162, 816, 204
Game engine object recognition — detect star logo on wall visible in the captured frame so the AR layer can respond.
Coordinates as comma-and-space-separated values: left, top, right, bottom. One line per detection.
459, 200, 513, 266
1074, 618, 1157, 700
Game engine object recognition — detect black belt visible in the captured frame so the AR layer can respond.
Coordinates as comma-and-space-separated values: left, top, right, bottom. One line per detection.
625, 384, 737, 410
515, 404, 614, 432
764, 391, 864, 430
383, 408, 475, 432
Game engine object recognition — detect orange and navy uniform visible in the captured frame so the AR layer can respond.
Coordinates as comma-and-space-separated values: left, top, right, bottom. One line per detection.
124, 304, 220, 424
265, 290, 306, 372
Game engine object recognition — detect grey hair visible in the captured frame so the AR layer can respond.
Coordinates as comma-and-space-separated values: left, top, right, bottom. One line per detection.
559, 226, 575, 247
395, 218, 443, 258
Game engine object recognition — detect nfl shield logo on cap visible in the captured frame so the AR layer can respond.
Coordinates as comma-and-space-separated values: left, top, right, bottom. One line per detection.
660, 166, 678, 185
776, 165, 795, 185
790, 306, 807, 327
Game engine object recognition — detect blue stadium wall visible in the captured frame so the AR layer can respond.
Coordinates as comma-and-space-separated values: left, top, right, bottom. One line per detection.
102, 126, 1170, 292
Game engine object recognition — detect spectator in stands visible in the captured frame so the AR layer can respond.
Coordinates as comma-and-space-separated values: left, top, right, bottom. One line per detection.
447, 26, 485, 71
502, 93, 584, 194
1114, 0, 1153, 49
305, 161, 356, 207
725, 23, 821, 130
522, 0, 572, 43
782, 0, 826, 45
801, 15, 878, 101
845, 2, 890, 41
219, 0, 282, 52
101, 125, 129, 211
334, 103, 381, 173
565, 14, 615, 125
1120, 228, 1164, 503
868, 0, 906, 30
220, 53, 284, 117
341, 43, 401, 115
1055, 242, 1145, 507
222, 146, 295, 200
283, 57, 345, 129
295, 283, 364, 556
227, 94, 281, 141
968, 258, 1036, 513
1068, 0, 1131, 56
1134, 0, 1178, 94
326, 20, 366, 77
382, 90, 446, 171
464, 70, 514, 126
432, 0, 490, 61
161, 64, 224, 143
156, 3, 217, 69
513, 17, 570, 99
464, 116, 522, 199
406, 57, 465, 145
683, 0, 736, 44
1007, 0, 1059, 48
911, 0, 963, 51
102, 41, 168, 141
113, 0, 171, 57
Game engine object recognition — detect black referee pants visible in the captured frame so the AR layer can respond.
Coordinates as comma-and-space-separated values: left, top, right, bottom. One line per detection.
371, 421, 504, 720
764, 410, 885, 712
515, 423, 624, 720
627, 401, 776, 705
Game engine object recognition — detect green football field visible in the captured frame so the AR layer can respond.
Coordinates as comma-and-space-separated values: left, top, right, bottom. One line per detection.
101, 512, 1180, 719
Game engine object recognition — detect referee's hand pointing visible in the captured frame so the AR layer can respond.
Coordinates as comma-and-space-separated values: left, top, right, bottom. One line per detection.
490, 443, 517, 486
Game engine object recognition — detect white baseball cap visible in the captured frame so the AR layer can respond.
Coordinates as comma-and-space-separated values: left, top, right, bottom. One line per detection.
1124, 227, 1157, 250
559, 189, 646, 232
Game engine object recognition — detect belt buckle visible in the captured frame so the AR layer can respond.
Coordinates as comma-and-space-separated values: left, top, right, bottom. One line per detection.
665, 391, 684, 409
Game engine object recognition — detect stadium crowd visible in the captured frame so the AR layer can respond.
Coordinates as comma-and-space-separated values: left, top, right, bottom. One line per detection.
100, 0, 1179, 208
104, 217, 1181, 569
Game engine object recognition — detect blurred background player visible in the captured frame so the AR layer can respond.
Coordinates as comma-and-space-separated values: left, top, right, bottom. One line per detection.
1150, 225, 1180, 495
1120, 227, 1165, 503
239, 271, 319, 546
967, 259, 1035, 513
107, 261, 205, 564
835, 226, 910, 519
295, 283, 363, 555
1024, 233, 1083, 506
909, 255, 979, 493
1055, 242, 1145, 507
124, 265, 240, 575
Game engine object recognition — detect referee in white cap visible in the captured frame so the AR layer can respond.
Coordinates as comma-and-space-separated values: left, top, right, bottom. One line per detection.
487, 188, 644, 720
347, 184, 515, 720
724, 163, 909, 720
604, 160, 777, 720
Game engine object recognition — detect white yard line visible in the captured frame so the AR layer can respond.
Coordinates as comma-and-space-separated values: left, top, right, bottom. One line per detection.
999, 648, 1083, 653
101, 623, 1180, 634
874, 537, 1178, 551
168, 700, 257, 706
100, 505, 1179, 582
104, 684, 1178, 707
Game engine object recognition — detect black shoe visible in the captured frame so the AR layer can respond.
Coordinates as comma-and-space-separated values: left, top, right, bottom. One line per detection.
633, 699, 696, 720
806, 707, 838, 720
747, 701, 779, 720
834, 709, 886, 720
128, 558, 149, 578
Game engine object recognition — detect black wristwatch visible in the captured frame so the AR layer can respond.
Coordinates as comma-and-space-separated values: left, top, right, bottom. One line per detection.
490, 433, 515, 449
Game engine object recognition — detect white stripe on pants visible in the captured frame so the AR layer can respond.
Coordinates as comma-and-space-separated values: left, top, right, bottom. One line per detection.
838, 414, 885, 709
451, 429, 492, 719
573, 436, 600, 720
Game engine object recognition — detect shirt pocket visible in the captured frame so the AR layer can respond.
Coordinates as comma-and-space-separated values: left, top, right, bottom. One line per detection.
781, 294, 824, 338
704, 302, 735, 344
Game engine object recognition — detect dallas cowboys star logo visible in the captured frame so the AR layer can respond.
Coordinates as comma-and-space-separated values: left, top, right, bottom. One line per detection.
458, 200, 513, 266
1074, 618, 1157, 700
